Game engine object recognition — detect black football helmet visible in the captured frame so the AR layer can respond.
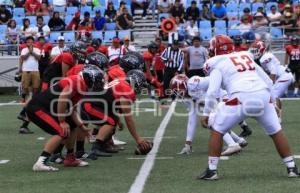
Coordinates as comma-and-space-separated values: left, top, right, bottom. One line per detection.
148, 42, 159, 54
232, 35, 242, 46
70, 41, 87, 63
126, 69, 147, 94
85, 52, 108, 70
91, 38, 101, 48
119, 51, 144, 73
291, 36, 299, 46
81, 65, 106, 91
14, 72, 22, 82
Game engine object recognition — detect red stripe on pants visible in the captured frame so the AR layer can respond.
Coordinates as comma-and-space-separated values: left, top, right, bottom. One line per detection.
35, 110, 65, 137
84, 103, 116, 126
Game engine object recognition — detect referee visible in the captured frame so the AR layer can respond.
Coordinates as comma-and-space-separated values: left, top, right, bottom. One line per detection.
161, 40, 184, 97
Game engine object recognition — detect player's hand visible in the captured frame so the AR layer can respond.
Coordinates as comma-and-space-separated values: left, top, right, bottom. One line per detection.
118, 121, 125, 131
201, 116, 209, 128
137, 138, 151, 150
60, 121, 70, 137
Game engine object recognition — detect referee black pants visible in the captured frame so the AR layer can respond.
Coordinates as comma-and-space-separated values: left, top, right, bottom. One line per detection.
187, 69, 205, 78
163, 67, 178, 98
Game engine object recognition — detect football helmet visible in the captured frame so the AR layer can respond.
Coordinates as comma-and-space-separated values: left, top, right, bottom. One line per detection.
81, 65, 105, 91
209, 35, 234, 57
169, 74, 189, 98
14, 72, 22, 82
120, 51, 144, 73
148, 42, 159, 54
249, 40, 266, 60
70, 41, 87, 63
291, 36, 299, 46
126, 69, 147, 94
85, 52, 108, 70
91, 38, 101, 48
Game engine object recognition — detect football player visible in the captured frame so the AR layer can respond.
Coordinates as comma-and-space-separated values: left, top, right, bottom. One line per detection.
198, 35, 299, 180
80, 70, 152, 157
250, 41, 294, 122
285, 36, 300, 97
171, 75, 248, 156
26, 65, 105, 171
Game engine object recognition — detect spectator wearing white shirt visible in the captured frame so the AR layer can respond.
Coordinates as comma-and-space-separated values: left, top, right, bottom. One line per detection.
108, 37, 124, 63
185, 20, 199, 40
53, 0, 66, 7
33, 16, 51, 40
235, 15, 252, 34
158, 0, 172, 13
20, 36, 41, 99
20, 18, 36, 43
268, 5, 282, 26
50, 36, 66, 58
122, 36, 136, 54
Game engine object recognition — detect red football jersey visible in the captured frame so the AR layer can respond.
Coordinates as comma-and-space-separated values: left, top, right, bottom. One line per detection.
66, 64, 85, 76
107, 65, 126, 81
286, 45, 300, 65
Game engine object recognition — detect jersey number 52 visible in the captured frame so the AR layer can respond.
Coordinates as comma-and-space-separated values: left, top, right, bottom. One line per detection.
230, 55, 255, 72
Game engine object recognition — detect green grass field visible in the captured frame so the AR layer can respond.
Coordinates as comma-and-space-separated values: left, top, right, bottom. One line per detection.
0, 94, 300, 193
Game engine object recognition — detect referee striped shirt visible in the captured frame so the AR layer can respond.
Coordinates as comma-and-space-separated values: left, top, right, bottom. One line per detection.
160, 47, 184, 71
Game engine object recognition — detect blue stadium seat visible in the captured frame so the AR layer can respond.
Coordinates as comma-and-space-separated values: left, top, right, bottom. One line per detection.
199, 20, 211, 28
214, 28, 227, 35
227, 12, 238, 20
53, 6, 66, 13
0, 33, 6, 44
92, 31, 104, 39
26, 16, 37, 26
106, 22, 116, 30
111, 0, 120, 9
65, 15, 73, 25
228, 20, 240, 28
123, 0, 132, 5
266, 2, 278, 14
252, 2, 264, 13
228, 29, 241, 37
67, 7, 78, 16
226, 3, 238, 13
49, 32, 62, 43
200, 29, 212, 41
270, 27, 283, 39
63, 32, 75, 43
0, 25, 7, 33
13, 17, 23, 26
81, 6, 92, 13
118, 30, 130, 40
197, 3, 203, 10
98, 0, 106, 7
158, 13, 170, 25
104, 31, 116, 43
43, 16, 50, 24
13, 8, 25, 17
239, 3, 251, 12
214, 20, 226, 29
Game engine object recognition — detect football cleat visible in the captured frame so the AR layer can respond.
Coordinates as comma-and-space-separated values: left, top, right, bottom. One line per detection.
19, 127, 34, 134
112, 136, 127, 145
287, 166, 300, 178
63, 154, 89, 167
75, 151, 89, 160
90, 149, 112, 157
177, 144, 193, 155
221, 145, 242, 156
239, 140, 248, 148
89, 135, 96, 143
33, 157, 59, 172
239, 125, 252, 137
49, 153, 64, 164
197, 168, 218, 180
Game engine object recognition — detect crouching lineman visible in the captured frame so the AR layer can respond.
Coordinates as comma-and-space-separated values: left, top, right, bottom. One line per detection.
170, 75, 248, 156
250, 41, 294, 122
26, 65, 105, 171
80, 70, 153, 157
198, 35, 299, 180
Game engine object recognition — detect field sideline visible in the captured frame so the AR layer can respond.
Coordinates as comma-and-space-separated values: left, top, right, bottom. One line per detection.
0, 94, 300, 193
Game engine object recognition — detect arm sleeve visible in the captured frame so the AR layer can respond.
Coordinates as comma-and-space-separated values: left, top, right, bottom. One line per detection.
203, 69, 222, 116
178, 51, 184, 71
255, 64, 274, 92
160, 47, 168, 61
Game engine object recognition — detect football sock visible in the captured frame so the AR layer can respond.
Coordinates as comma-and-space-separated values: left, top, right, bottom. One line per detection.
67, 149, 74, 154
19, 108, 26, 116
239, 121, 248, 127
186, 108, 198, 142
21, 121, 29, 128
92, 128, 99, 135
230, 131, 244, 143
208, 156, 219, 170
283, 156, 295, 168
76, 140, 85, 152
294, 88, 299, 95
94, 139, 105, 149
40, 151, 51, 157
54, 144, 64, 155
40, 151, 51, 164
223, 133, 237, 146
21, 94, 26, 100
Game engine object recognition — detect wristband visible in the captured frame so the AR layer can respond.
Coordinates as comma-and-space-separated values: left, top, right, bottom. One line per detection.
79, 124, 84, 129
59, 120, 66, 124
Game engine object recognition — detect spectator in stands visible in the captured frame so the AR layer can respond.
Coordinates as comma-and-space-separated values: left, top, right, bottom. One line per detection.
66, 11, 81, 30
107, 37, 124, 62
48, 11, 66, 31
53, 0, 66, 7
6, 19, 18, 55
20, 18, 36, 43
122, 36, 136, 53
175, 16, 185, 41
105, 1, 117, 22
255, 7, 267, 17
79, 11, 93, 30
280, 12, 297, 37
185, 20, 199, 40
14, 0, 25, 7
279, 0, 292, 12
25, 0, 41, 16
131, 0, 149, 19
252, 12, 269, 40
268, 5, 282, 27
33, 16, 51, 40
157, 0, 172, 14
170, 0, 185, 21
0, 4, 11, 25
93, 10, 106, 30
0, 0, 13, 7
211, 0, 227, 27
184, 36, 208, 77
283, 4, 293, 16
37, 2, 51, 16
241, 7, 253, 23
235, 15, 252, 34
116, 7, 133, 30
154, 37, 165, 82
34, 36, 52, 79
200, 4, 211, 21
118, 1, 126, 15
201, 0, 210, 5
68, 0, 81, 7
50, 36, 66, 57
186, 1, 200, 21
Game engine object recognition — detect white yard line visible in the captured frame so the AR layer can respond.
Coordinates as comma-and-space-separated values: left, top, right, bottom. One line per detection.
127, 102, 176, 193
142, 136, 177, 139
0, 101, 22, 106
127, 157, 174, 160
0, 160, 10, 164
281, 98, 300, 101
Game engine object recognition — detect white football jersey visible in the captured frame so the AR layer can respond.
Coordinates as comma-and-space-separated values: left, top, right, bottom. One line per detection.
259, 52, 286, 79
204, 51, 268, 95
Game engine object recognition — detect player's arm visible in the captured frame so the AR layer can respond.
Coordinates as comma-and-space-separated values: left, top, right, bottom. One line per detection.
145, 59, 153, 80
31, 49, 41, 60
61, 62, 71, 77
57, 86, 72, 136
255, 64, 274, 98
284, 50, 289, 66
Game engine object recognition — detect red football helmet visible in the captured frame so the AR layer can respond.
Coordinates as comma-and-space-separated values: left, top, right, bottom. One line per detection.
209, 35, 234, 57
249, 40, 266, 60
169, 74, 188, 98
